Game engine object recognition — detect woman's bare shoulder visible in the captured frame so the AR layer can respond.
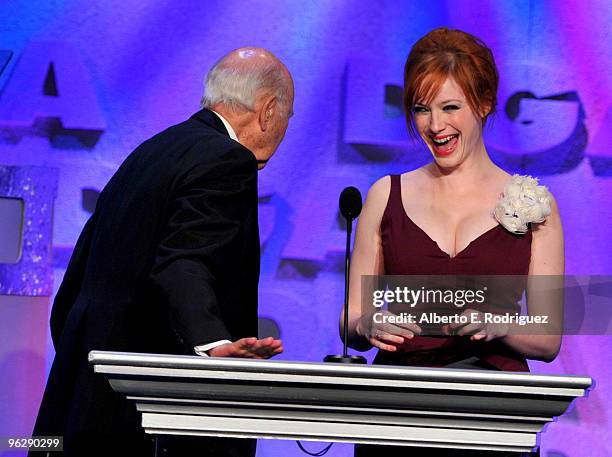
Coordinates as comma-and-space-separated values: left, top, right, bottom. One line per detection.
355, 176, 392, 233
399, 166, 431, 194
368, 168, 428, 204
366, 175, 391, 203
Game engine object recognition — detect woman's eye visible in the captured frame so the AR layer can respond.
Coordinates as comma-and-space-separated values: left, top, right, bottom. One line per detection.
413, 106, 428, 113
443, 105, 460, 111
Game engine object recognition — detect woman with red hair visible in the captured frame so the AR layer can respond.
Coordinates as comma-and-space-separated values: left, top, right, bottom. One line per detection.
342, 28, 563, 457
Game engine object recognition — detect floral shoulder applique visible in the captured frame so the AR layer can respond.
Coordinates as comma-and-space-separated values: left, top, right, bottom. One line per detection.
493, 174, 552, 234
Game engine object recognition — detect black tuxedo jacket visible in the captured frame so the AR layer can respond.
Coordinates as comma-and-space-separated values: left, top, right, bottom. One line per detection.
31, 109, 259, 456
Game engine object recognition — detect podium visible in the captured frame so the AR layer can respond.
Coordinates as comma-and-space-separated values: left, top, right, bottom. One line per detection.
89, 351, 592, 453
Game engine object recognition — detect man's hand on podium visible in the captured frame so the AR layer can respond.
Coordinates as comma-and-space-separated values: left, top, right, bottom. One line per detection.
208, 337, 283, 359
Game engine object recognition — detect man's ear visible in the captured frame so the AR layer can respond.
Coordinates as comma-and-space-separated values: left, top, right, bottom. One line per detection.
259, 97, 276, 131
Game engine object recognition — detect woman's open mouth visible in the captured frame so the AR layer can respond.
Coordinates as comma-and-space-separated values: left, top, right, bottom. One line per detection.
430, 134, 459, 156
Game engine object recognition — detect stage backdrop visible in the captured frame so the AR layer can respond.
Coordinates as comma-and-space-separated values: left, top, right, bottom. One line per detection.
0, 1, 610, 456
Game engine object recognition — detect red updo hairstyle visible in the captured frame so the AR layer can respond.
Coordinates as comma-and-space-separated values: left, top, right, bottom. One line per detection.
403, 27, 498, 138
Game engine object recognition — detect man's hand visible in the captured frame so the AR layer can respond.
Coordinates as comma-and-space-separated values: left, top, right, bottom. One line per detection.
208, 336, 283, 358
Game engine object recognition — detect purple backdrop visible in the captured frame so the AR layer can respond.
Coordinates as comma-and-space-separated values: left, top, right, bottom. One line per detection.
0, 1, 611, 456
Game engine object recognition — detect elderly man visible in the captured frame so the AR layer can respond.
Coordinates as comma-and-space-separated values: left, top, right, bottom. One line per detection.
31, 47, 294, 456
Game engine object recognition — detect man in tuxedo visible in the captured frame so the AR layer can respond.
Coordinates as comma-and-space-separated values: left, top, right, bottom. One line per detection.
31, 47, 294, 456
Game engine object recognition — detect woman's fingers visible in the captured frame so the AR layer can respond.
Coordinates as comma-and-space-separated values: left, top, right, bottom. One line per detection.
377, 331, 404, 345
455, 322, 484, 336
383, 322, 419, 340
369, 336, 398, 352
377, 311, 422, 337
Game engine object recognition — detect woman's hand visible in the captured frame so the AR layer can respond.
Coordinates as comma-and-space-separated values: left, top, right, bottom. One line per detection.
445, 309, 509, 342
357, 310, 421, 351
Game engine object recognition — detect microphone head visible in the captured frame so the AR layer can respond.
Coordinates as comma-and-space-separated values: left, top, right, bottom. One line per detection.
339, 186, 362, 220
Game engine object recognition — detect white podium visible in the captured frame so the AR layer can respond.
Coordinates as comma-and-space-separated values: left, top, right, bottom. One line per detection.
89, 351, 592, 453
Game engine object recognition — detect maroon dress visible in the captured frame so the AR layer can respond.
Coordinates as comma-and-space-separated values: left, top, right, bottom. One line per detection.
375, 174, 532, 371
354, 174, 538, 457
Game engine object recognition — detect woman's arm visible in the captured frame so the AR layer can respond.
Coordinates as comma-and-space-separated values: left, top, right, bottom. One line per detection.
499, 195, 564, 361
340, 176, 388, 350
340, 176, 420, 352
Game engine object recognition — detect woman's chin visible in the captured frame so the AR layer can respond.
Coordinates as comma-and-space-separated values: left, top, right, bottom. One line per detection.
431, 153, 462, 170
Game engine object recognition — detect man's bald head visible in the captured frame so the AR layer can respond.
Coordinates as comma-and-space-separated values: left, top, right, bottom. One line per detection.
201, 47, 292, 116
201, 47, 294, 169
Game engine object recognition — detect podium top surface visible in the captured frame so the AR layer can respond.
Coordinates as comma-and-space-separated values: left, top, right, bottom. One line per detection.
88, 350, 593, 391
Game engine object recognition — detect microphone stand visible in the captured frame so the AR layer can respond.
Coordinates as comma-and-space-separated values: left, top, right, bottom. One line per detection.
324, 214, 366, 364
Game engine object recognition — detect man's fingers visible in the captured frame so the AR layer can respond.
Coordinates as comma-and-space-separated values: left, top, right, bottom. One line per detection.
239, 337, 277, 348
268, 345, 283, 355
208, 337, 284, 359
251, 343, 284, 359
244, 338, 283, 357
251, 337, 281, 350
208, 337, 283, 358
236, 337, 258, 348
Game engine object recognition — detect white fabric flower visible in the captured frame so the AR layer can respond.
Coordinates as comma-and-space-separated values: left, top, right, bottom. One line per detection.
493, 175, 552, 234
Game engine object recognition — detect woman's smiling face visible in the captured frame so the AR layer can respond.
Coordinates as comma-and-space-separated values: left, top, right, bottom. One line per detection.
413, 77, 486, 169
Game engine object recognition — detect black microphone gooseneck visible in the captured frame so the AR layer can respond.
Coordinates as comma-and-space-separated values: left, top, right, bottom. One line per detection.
324, 187, 367, 364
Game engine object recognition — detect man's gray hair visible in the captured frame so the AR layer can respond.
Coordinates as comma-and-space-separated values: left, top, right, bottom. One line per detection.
201, 48, 290, 113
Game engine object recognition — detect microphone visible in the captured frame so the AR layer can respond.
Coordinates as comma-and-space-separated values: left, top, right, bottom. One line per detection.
339, 186, 362, 220
325, 187, 367, 364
